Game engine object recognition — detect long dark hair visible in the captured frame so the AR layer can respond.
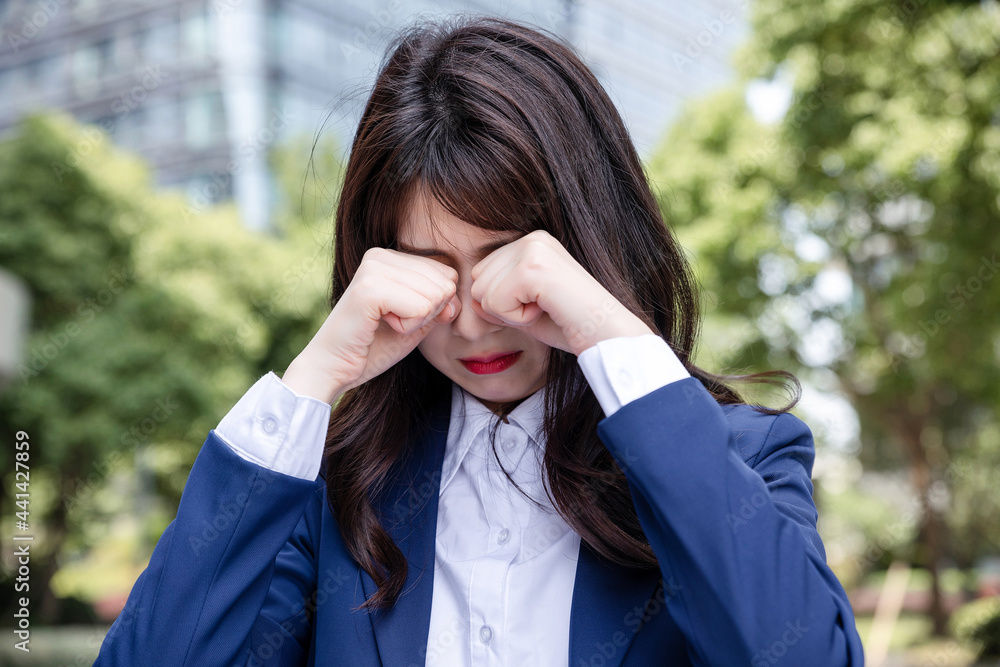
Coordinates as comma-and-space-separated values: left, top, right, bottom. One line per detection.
319, 14, 799, 611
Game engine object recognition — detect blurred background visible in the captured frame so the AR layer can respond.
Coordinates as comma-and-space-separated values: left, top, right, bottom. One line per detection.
0, 0, 998, 664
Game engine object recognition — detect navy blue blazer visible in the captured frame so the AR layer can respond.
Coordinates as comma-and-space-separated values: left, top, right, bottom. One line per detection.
94, 377, 864, 666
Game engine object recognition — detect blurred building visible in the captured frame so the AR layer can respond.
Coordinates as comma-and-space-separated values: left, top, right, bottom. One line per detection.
0, 0, 746, 231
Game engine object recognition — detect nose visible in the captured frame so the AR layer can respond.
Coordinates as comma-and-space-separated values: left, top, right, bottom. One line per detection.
450, 272, 503, 341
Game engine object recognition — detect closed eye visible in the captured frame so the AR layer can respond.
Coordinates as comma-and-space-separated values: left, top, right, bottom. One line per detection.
396, 233, 525, 261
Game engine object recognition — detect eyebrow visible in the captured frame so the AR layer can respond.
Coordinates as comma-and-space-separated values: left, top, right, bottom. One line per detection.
396, 233, 525, 259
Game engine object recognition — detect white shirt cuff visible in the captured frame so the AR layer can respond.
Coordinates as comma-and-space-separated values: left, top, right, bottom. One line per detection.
577, 334, 690, 417
214, 371, 331, 480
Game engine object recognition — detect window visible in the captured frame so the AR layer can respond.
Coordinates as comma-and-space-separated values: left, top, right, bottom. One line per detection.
145, 100, 176, 145
26, 55, 62, 94
146, 18, 178, 61
186, 172, 231, 207
133, 27, 150, 61
116, 106, 146, 147
291, 14, 325, 64
184, 90, 225, 149
73, 43, 100, 95
0, 70, 15, 110
183, 6, 214, 61
95, 38, 114, 77
265, 5, 281, 56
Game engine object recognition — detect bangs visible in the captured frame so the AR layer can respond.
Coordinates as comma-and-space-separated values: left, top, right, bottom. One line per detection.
395, 118, 554, 241
342, 14, 597, 266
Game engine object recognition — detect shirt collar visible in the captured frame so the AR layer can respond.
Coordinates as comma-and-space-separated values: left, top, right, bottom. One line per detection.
439, 382, 547, 493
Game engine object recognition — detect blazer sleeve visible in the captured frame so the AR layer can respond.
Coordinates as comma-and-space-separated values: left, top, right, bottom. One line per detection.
245, 483, 325, 666
93, 430, 322, 666
593, 376, 865, 666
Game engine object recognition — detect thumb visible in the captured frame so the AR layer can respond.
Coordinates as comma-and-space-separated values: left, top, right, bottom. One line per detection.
435, 294, 462, 323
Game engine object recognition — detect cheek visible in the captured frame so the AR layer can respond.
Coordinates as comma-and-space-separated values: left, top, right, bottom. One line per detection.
417, 326, 448, 362
526, 338, 553, 365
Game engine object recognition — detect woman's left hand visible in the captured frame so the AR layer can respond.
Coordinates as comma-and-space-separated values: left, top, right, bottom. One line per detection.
469, 230, 655, 356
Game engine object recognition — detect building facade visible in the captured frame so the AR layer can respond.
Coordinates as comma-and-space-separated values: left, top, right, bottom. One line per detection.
0, 0, 746, 230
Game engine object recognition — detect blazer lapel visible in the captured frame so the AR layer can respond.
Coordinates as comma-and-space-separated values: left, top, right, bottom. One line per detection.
568, 540, 664, 667
359, 395, 451, 667
356, 390, 662, 667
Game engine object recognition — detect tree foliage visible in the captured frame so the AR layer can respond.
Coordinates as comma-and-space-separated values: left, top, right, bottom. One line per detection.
0, 113, 333, 621
649, 0, 1000, 634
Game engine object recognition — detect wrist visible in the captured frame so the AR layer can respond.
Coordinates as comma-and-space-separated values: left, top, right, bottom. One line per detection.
281, 346, 348, 405
572, 318, 657, 357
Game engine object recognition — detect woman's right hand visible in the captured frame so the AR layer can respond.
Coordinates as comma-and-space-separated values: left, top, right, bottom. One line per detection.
281, 248, 461, 404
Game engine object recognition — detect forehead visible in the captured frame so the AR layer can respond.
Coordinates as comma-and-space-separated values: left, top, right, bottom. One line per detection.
398, 190, 514, 250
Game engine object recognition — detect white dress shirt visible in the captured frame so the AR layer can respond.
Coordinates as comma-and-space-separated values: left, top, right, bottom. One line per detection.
215, 333, 689, 666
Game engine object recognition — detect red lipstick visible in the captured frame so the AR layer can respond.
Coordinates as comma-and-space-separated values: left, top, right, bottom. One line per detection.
459, 351, 522, 374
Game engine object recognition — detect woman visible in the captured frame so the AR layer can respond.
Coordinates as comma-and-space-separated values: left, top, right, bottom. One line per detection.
95, 14, 864, 666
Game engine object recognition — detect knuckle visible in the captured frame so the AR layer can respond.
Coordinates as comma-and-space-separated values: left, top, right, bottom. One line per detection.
351, 274, 377, 300
526, 229, 552, 244
524, 233, 551, 252
522, 247, 547, 271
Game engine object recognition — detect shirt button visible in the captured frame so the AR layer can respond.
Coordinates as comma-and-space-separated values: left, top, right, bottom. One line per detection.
497, 528, 510, 545
503, 436, 516, 450
618, 369, 632, 387
261, 416, 278, 434
479, 624, 493, 643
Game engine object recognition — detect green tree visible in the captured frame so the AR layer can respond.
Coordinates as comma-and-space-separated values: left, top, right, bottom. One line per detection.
650, 0, 1000, 635
0, 113, 332, 622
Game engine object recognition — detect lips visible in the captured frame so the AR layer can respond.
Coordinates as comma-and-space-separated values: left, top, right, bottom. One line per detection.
459, 351, 520, 363
459, 351, 523, 375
